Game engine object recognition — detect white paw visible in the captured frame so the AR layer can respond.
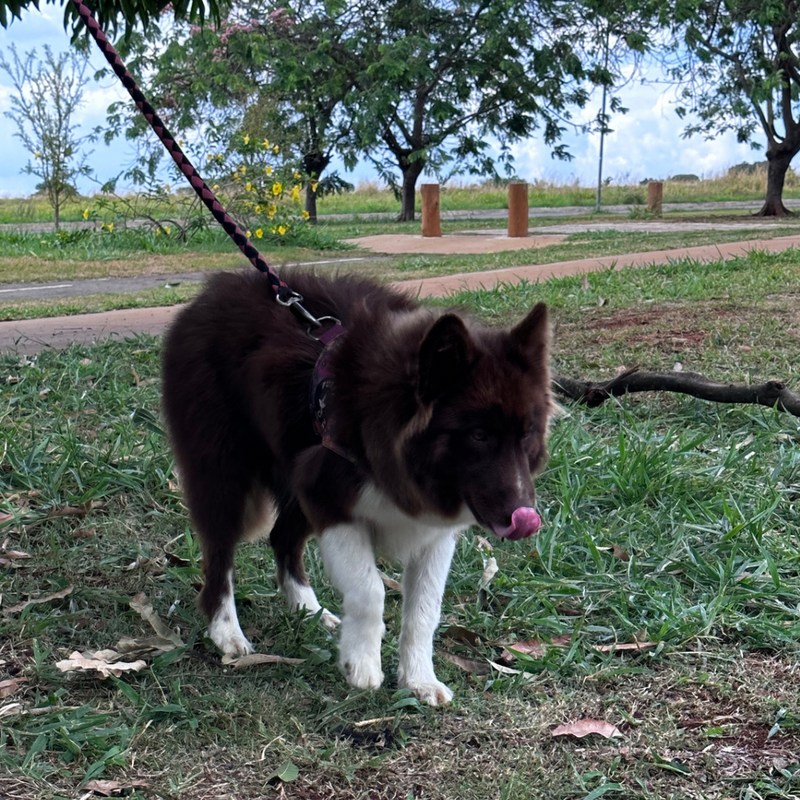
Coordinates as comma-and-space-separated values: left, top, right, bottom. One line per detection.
340, 650, 384, 690
320, 608, 341, 629
208, 617, 254, 657
403, 679, 454, 706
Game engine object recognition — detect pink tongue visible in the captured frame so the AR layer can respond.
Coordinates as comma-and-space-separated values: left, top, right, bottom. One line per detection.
494, 507, 541, 540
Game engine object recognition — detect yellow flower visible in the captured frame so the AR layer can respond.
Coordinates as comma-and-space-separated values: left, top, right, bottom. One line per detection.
82, 208, 90, 220
277, 225, 287, 236
272, 182, 282, 196
156, 228, 162, 236
243, 134, 250, 145
212, 184, 220, 191
261, 138, 270, 148
302, 210, 310, 220
216, 154, 224, 163
255, 228, 263, 238
245, 230, 252, 238
207, 153, 214, 160
107, 222, 114, 233
265, 166, 273, 176
293, 171, 301, 179
244, 200, 252, 207
291, 184, 301, 200
272, 144, 280, 154
233, 173, 241, 182
34, 150, 41, 158
254, 205, 262, 214
268, 204, 277, 219
246, 182, 253, 192
238, 165, 247, 174
165, 226, 171, 234
311, 182, 319, 193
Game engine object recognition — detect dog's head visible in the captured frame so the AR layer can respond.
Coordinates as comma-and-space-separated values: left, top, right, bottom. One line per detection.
405, 303, 552, 539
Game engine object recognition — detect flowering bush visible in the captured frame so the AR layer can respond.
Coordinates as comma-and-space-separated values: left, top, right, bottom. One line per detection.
204, 132, 312, 245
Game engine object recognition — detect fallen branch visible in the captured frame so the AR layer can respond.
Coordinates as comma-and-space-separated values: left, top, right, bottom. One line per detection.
553, 369, 800, 418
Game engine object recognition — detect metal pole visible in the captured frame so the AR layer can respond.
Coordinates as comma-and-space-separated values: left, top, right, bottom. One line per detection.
595, 27, 610, 212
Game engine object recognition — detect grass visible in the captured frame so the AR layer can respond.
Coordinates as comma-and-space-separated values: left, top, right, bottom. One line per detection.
3, 216, 800, 322
3, 169, 800, 227
1, 250, 800, 798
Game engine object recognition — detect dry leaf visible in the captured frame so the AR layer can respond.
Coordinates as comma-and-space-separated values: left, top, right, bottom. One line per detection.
480, 555, 499, 586
115, 635, 180, 657
129, 593, 183, 646
552, 719, 623, 739
0, 677, 27, 699
222, 652, 305, 668
475, 535, 493, 553
500, 634, 572, 662
84, 778, 149, 796
0, 511, 14, 525
440, 651, 492, 675
442, 625, 485, 648
1, 549, 30, 560
597, 544, 630, 561
378, 571, 402, 592
0, 702, 22, 719
55, 651, 147, 679
2, 584, 73, 616
593, 641, 658, 653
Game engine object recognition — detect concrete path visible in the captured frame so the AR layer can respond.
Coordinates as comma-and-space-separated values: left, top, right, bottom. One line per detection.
3, 234, 800, 356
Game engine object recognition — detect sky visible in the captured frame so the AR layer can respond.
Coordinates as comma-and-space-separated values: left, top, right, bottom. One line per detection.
0, 6, 762, 199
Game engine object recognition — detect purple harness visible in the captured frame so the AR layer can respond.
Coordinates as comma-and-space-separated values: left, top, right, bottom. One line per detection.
309, 323, 358, 464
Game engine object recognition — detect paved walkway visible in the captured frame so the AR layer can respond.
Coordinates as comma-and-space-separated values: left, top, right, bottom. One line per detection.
3, 234, 800, 356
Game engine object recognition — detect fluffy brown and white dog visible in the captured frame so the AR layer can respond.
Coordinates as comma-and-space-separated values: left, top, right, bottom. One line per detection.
162, 270, 552, 705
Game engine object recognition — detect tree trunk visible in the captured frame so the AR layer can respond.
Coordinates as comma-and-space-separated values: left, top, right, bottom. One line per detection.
53, 194, 60, 233
756, 146, 798, 217
302, 151, 330, 225
398, 158, 425, 222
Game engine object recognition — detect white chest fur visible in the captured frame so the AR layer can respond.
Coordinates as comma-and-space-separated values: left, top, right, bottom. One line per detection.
352, 482, 475, 564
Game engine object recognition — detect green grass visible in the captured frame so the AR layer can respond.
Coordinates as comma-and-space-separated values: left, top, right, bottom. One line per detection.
1, 252, 800, 798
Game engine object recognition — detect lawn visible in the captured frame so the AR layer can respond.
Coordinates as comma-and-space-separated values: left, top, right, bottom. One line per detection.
1, 250, 799, 799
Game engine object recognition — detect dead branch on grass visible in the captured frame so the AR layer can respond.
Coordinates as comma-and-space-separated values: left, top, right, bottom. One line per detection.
553, 369, 800, 418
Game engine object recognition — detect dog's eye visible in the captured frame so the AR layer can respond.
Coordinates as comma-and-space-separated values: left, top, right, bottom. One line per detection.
471, 428, 489, 442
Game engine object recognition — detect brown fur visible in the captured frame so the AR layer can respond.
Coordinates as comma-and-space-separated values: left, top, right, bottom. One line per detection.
161, 269, 552, 622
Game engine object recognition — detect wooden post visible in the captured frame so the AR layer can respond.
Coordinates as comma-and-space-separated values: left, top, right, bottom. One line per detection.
647, 181, 663, 216
508, 182, 528, 237
421, 183, 441, 237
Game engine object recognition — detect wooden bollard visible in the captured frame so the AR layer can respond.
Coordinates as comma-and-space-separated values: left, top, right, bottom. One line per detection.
647, 181, 663, 216
508, 182, 528, 237
421, 183, 441, 237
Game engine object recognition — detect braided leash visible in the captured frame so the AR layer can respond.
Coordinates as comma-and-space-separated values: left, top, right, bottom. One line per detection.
70, 0, 326, 325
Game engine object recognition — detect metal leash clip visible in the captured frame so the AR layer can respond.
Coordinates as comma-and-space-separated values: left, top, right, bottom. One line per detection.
276, 292, 341, 339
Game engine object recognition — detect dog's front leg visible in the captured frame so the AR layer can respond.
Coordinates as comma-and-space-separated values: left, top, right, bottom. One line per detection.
319, 523, 386, 690
397, 532, 457, 706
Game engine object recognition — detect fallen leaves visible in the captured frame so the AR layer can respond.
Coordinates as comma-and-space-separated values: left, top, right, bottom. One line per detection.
55, 651, 147, 679
129, 593, 183, 647
551, 719, 623, 740
0, 676, 27, 698
2, 584, 73, 616
83, 778, 150, 796
221, 652, 305, 668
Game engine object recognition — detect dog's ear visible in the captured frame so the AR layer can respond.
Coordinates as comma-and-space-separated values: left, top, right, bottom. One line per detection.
418, 314, 475, 404
510, 302, 549, 370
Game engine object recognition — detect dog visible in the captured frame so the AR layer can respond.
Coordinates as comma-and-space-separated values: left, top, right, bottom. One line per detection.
161, 269, 552, 705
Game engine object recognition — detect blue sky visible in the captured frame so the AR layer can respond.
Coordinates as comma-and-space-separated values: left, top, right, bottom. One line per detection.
0, 7, 761, 199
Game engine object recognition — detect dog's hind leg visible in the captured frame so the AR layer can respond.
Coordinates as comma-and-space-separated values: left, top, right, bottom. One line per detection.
271, 499, 340, 629
397, 532, 458, 706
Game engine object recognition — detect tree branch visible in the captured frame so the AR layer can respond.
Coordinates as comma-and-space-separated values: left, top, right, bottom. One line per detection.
553, 369, 800, 417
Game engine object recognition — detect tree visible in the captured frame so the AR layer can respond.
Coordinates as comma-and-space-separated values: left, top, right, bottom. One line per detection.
107, 5, 356, 222
0, 0, 218, 37
670, 0, 800, 216
0, 44, 93, 230
342, 0, 594, 221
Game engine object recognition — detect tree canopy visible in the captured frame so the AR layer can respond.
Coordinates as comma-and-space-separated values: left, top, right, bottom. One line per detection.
669, 0, 800, 215
0, 0, 217, 36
